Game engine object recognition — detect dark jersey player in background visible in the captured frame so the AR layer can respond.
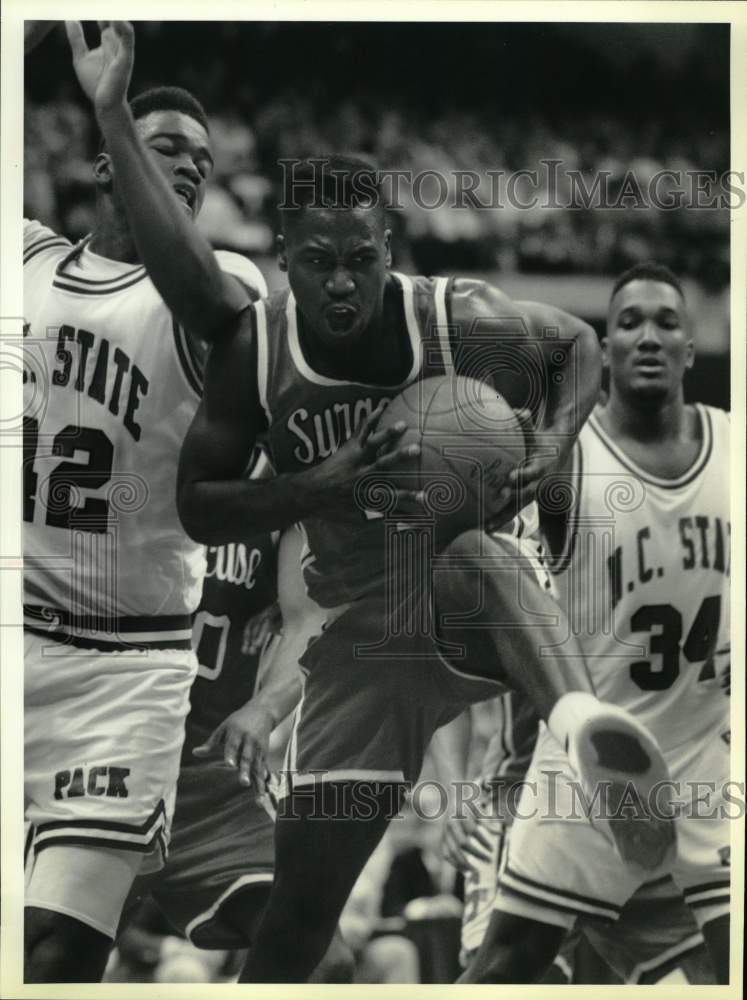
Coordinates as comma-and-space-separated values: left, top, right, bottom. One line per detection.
78, 22, 677, 983
125, 516, 284, 951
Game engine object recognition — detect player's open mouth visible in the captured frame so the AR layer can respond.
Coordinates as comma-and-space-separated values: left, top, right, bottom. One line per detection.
173, 184, 196, 213
326, 304, 358, 331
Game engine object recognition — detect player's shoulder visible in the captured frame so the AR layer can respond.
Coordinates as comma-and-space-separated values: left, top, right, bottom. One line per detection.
697, 403, 730, 454
213, 249, 268, 301
448, 276, 515, 320
698, 402, 730, 426
23, 218, 72, 265
254, 284, 292, 326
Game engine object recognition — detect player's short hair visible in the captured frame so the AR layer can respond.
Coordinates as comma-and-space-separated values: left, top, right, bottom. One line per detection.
98, 86, 209, 151
279, 155, 386, 235
611, 262, 685, 302
129, 86, 209, 132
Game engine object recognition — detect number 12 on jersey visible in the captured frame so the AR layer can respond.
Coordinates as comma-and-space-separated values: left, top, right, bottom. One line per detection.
24, 417, 113, 532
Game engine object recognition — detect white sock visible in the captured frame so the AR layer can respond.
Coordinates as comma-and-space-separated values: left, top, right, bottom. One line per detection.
546, 691, 603, 752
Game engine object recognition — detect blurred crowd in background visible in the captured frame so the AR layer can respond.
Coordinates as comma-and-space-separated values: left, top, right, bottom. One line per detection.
25, 21, 730, 288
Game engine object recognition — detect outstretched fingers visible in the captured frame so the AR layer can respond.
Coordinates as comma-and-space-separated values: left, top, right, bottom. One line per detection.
64, 21, 89, 59
373, 438, 419, 469
367, 419, 409, 458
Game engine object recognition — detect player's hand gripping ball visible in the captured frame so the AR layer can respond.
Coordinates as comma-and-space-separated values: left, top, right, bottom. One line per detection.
377, 375, 526, 542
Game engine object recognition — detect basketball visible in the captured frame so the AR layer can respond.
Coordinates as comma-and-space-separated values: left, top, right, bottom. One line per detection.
377, 375, 526, 540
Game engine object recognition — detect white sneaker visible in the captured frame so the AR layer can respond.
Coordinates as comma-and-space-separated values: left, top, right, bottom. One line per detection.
568, 706, 677, 875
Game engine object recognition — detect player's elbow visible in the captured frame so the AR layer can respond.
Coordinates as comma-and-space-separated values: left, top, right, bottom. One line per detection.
560, 313, 597, 351
555, 315, 601, 383
575, 319, 602, 388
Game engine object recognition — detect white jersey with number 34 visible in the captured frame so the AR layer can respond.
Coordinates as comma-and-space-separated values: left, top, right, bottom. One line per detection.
548, 406, 730, 751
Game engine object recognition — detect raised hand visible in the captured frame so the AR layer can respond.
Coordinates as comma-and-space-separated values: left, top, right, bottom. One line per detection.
65, 20, 134, 115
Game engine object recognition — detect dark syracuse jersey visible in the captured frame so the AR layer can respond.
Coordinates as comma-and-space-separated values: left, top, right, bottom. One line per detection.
183, 531, 279, 760
256, 272, 456, 609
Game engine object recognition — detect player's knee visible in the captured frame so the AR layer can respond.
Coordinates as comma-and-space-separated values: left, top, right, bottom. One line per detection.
25, 907, 111, 982
467, 913, 562, 983
440, 527, 485, 562
701, 912, 729, 984
309, 933, 356, 983
467, 940, 547, 983
434, 528, 484, 607
25, 931, 69, 982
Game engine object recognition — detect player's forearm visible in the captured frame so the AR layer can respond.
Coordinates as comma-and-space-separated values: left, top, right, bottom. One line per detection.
253, 635, 307, 728
96, 103, 239, 340
178, 467, 325, 544
551, 317, 601, 434
519, 302, 601, 436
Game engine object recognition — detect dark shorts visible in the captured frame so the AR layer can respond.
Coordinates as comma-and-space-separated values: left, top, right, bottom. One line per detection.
281, 584, 504, 795
132, 760, 275, 949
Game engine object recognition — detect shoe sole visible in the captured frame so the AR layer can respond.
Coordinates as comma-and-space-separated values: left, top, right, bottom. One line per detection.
571, 711, 677, 875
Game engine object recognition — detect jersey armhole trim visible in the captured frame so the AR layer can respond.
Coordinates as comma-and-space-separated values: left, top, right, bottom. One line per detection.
24, 237, 71, 265
172, 317, 203, 397
255, 299, 271, 426
433, 275, 455, 375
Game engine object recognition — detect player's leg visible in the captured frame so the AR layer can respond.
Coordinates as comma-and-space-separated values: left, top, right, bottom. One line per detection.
698, 915, 729, 984
458, 816, 507, 969
142, 761, 275, 951
579, 876, 713, 984
24, 635, 196, 982
435, 527, 594, 715
460, 723, 636, 983
25, 909, 112, 983
460, 909, 567, 983
24, 845, 144, 982
241, 596, 457, 983
307, 930, 356, 983
240, 780, 404, 982
458, 809, 578, 983
434, 527, 675, 871
670, 726, 731, 984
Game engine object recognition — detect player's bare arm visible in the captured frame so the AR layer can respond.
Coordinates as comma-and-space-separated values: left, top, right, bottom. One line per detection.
450, 278, 601, 508
192, 528, 323, 795
177, 317, 418, 543
65, 20, 248, 342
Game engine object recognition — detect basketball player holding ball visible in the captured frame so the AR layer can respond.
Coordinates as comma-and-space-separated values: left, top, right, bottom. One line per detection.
75, 22, 677, 983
